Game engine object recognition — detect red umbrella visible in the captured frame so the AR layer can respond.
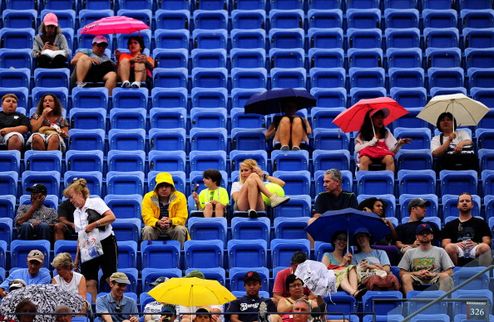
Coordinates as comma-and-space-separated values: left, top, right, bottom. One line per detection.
80, 16, 149, 35
332, 97, 409, 133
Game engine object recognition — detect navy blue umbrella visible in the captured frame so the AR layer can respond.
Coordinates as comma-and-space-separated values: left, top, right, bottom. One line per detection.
244, 88, 316, 115
306, 208, 390, 249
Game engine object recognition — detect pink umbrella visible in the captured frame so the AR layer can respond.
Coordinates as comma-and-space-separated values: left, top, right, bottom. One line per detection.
80, 16, 149, 35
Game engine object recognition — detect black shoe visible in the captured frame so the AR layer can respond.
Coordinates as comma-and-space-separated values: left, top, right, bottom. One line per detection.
248, 209, 258, 218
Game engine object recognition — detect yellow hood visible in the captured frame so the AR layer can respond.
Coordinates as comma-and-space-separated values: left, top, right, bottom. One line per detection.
154, 172, 175, 190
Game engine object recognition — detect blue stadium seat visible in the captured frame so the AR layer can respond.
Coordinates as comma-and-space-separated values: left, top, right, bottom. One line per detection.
308, 28, 344, 49
443, 194, 481, 220
309, 68, 345, 88
112, 88, 148, 110
34, 68, 70, 88
192, 29, 228, 49
153, 68, 188, 88
63, 171, 103, 196
229, 267, 269, 292
396, 149, 433, 171
384, 8, 419, 28
397, 169, 436, 195
19, 194, 58, 210
0, 218, 13, 243
424, 27, 459, 48
389, 68, 424, 88
363, 291, 403, 316
453, 314, 494, 322
117, 241, 137, 269
314, 241, 333, 261
272, 194, 312, 218
409, 314, 450, 322
40, 10, 76, 29
363, 315, 404, 322
429, 87, 467, 97
231, 217, 270, 241
155, 10, 190, 30
190, 128, 227, 151
231, 88, 265, 109
312, 149, 350, 171
326, 292, 357, 315
149, 108, 187, 129
149, 150, 186, 172
273, 170, 311, 195
141, 240, 180, 269
347, 28, 382, 49
459, 0, 493, 9
69, 108, 106, 130
191, 49, 226, 69
108, 129, 146, 151
310, 87, 347, 108
196, 0, 227, 10
106, 171, 144, 196
308, 0, 341, 9
356, 170, 394, 195
11, 239, 50, 269
65, 150, 103, 172
422, 9, 457, 28
269, 9, 304, 29
230, 150, 268, 171
0, 28, 34, 49
185, 267, 226, 285
477, 129, 494, 149
385, 28, 420, 49
348, 48, 383, 68
307, 9, 343, 28
231, 29, 266, 49
347, 0, 379, 8
308, 48, 344, 68
231, 9, 265, 29
149, 128, 186, 151
109, 108, 146, 130
461, 9, 494, 28
465, 48, 494, 69
350, 87, 387, 105
270, 67, 306, 89
422, 0, 452, 9
0, 151, 20, 172
104, 194, 142, 219
482, 170, 494, 196
386, 48, 422, 69
151, 87, 188, 108
188, 217, 227, 243
468, 68, 494, 88
452, 266, 490, 290
439, 170, 478, 196
311, 107, 345, 129
0, 48, 32, 69
189, 150, 227, 172
271, 150, 309, 171
407, 290, 448, 314
349, 67, 385, 88
43, 0, 75, 9
463, 28, 494, 48
230, 128, 266, 151
141, 268, 182, 292
24, 151, 62, 172
479, 149, 494, 172
71, 87, 108, 110
230, 48, 266, 69
274, 217, 308, 239
231, 108, 265, 129
428, 67, 464, 89
0, 68, 30, 88
313, 129, 350, 150
347, 8, 381, 28
0, 194, 16, 219
21, 171, 60, 197
425, 48, 462, 68
107, 150, 145, 172
451, 290, 493, 317
2, 9, 37, 28
184, 239, 224, 269
154, 29, 190, 49
53, 240, 77, 258
393, 127, 431, 149
112, 218, 141, 242
191, 68, 228, 89
227, 239, 267, 268
231, 67, 267, 89
193, 9, 228, 29
78, 9, 113, 26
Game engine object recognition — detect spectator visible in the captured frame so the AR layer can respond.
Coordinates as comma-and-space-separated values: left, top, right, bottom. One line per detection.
15, 299, 37, 322
192, 169, 229, 218
96, 272, 139, 322
54, 198, 77, 241
193, 309, 212, 322
354, 109, 410, 171
395, 198, 441, 253
226, 271, 276, 322
141, 172, 188, 247
63, 178, 117, 302
159, 305, 177, 322
431, 112, 477, 171
0, 249, 51, 298
231, 159, 289, 218
276, 275, 324, 315
15, 183, 57, 240
399, 223, 454, 294
51, 252, 87, 299
32, 13, 69, 68
265, 103, 312, 151
0, 93, 29, 151
442, 193, 492, 266
116, 36, 154, 89
143, 277, 170, 322
321, 232, 361, 297
286, 299, 311, 322
70, 35, 117, 94
273, 251, 309, 302
55, 305, 73, 322
351, 228, 400, 291
28, 93, 69, 151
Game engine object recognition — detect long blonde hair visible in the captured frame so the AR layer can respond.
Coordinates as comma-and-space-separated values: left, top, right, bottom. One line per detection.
239, 159, 258, 184
63, 178, 89, 199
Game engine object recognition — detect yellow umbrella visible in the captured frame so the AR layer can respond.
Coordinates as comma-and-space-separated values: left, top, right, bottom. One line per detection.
148, 277, 236, 307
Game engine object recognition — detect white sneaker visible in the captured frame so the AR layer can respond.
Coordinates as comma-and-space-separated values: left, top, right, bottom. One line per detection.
121, 80, 130, 88
270, 195, 290, 208
131, 81, 140, 88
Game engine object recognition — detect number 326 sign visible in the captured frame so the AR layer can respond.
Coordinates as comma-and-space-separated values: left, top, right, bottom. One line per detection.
466, 301, 488, 320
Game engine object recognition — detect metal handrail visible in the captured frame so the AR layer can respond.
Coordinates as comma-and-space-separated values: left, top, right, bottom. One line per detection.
402, 264, 494, 322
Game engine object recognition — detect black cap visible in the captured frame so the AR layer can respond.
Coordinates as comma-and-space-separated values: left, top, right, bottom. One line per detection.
408, 198, 430, 212
161, 304, 176, 316
195, 308, 210, 315
416, 223, 433, 235
244, 271, 261, 284
26, 183, 48, 195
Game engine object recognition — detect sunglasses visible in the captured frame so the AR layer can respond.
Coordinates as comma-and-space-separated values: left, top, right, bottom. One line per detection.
95, 43, 108, 48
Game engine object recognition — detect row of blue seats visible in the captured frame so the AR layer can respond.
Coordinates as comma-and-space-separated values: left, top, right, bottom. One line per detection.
3, 7, 494, 33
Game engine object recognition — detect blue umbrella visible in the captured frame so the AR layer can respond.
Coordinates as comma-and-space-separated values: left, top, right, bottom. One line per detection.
306, 208, 390, 251
244, 88, 316, 115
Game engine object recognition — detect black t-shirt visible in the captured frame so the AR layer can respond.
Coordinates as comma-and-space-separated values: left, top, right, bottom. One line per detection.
442, 217, 492, 243
395, 220, 441, 246
58, 199, 75, 223
226, 295, 276, 322
314, 191, 358, 214
0, 111, 29, 129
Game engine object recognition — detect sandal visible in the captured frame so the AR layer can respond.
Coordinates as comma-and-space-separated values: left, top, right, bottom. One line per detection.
353, 287, 367, 299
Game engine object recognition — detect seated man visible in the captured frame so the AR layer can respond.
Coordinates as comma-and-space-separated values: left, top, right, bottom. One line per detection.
15, 184, 57, 240
0, 93, 29, 151
54, 198, 77, 241
141, 172, 188, 247
96, 272, 138, 322
70, 35, 117, 94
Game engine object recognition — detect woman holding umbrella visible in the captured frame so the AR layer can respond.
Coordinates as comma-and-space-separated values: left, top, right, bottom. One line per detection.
355, 109, 410, 172
431, 112, 477, 171
117, 36, 154, 89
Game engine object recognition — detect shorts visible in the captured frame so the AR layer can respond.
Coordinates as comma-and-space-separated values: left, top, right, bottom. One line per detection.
26, 132, 66, 151
81, 234, 117, 282
1, 132, 24, 145
457, 244, 480, 259
85, 60, 116, 82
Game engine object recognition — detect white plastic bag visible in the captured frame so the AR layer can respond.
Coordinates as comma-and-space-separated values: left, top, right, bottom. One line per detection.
78, 229, 103, 263
295, 260, 337, 297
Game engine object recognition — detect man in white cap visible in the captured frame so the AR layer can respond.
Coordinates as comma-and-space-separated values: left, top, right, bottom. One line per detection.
96, 272, 138, 322
70, 35, 117, 94
0, 249, 51, 297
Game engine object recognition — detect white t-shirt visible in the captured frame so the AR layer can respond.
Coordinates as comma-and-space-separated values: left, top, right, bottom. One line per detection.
53, 272, 84, 295
73, 196, 113, 240
230, 181, 242, 197
430, 129, 471, 153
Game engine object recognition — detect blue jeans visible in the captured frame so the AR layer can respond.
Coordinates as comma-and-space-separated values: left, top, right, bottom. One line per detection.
18, 222, 52, 240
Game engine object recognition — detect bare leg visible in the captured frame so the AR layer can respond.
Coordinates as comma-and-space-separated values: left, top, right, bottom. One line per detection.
203, 203, 213, 217
307, 215, 320, 249
118, 58, 131, 82
382, 155, 395, 172
290, 117, 305, 148
339, 277, 357, 296
215, 203, 225, 217
104, 71, 117, 95
87, 280, 98, 303
46, 134, 60, 151
133, 62, 146, 83
400, 272, 414, 295
277, 116, 291, 147
348, 267, 358, 290
31, 134, 45, 150
444, 244, 459, 265
75, 55, 92, 83
359, 156, 372, 171
54, 222, 65, 241
476, 244, 492, 266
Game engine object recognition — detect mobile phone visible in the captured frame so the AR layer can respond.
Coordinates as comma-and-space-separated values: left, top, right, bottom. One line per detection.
193, 184, 199, 192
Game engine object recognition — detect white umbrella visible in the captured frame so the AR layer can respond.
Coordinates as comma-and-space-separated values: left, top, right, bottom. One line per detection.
417, 93, 489, 129
294, 260, 336, 297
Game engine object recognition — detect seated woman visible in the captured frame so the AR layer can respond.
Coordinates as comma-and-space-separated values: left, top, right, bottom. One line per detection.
28, 94, 69, 151
351, 228, 400, 291
51, 252, 87, 298
431, 112, 477, 171
354, 109, 410, 171
32, 13, 69, 68
192, 169, 229, 217
230, 159, 289, 218
321, 232, 362, 298
265, 103, 312, 151
117, 36, 154, 88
